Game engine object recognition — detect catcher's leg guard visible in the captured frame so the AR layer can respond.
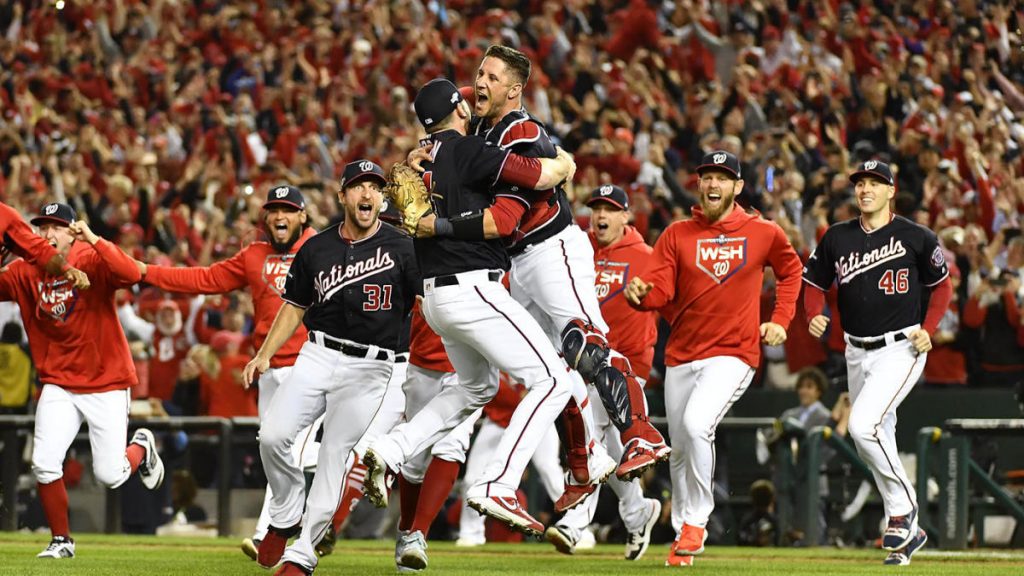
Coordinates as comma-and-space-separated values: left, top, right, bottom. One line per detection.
554, 398, 591, 484
561, 319, 610, 383
592, 363, 634, 432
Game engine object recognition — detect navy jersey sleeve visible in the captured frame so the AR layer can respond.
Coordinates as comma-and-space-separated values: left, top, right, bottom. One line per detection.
455, 136, 511, 189
402, 242, 422, 313
918, 228, 950, 287
282, 242, 314, 308
802, 229, 836, 290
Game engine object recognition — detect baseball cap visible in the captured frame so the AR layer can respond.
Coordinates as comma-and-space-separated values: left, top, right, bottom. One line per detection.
696, 150, 742, 179
263, 185, 306, 210
341, 160, 387, 189
413, 78, 463, 128
31, 202, 76, 227
849, 159, 895, 186
586, 185, 629, 210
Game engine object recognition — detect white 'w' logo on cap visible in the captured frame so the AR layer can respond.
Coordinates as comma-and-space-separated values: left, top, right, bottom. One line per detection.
450, 92, 460, 104
359, 161, 374, 172
274, 187, 289, 199
600, 185, 613, 196
864, 160, 878, 170
44, 204, 58, 215
713, 153, 727, 164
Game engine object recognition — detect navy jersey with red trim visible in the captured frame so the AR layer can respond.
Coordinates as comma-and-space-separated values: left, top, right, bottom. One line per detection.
475, 110, 573, 254
282, 221, 419, 351
802, 216, 949, 338
415, 129, 513, 278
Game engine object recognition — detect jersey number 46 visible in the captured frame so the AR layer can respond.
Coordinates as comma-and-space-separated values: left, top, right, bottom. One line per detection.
878, 268, 909, 295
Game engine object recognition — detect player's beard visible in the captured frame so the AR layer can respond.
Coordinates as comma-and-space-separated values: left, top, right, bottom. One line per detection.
700, 187, 736, 223
267, 225, 302, 253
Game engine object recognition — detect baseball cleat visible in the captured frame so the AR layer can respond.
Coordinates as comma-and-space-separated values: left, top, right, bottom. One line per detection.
258, 523, 300, 568
673, 524, 708, 556
273, 561, 312, 575
544, 525, 579, 555
314, 525, 335, 557
396, 530, 428, 572
131, 428, 165, 490
555, 449, 616, 512
362, 448, 395, 508
883, 528, 927, 565
240, 537, 260, 561
467, 495, 544, 537
625, 498, 661, 561
37, 535, 75, 559
617, 437, 671, 481
882, 508, 918, 551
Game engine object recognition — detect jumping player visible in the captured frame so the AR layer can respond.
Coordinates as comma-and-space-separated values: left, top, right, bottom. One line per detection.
803, 160, 951, 566
1, 201, 89, 288
0, 203, 163, 559
625, 151, 803, 566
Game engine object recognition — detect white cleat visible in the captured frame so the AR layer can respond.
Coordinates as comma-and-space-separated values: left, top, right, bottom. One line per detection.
37, 536, 75, 558
396, 530, 428, 572
132, 428, 165, 490
624, 499, 661, 560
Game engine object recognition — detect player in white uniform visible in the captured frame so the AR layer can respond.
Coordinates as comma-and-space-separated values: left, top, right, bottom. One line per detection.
242, 161, 420, 575
803, 160, 952, 566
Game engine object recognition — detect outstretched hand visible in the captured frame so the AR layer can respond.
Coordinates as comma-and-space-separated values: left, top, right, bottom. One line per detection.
625, 277, 653, 306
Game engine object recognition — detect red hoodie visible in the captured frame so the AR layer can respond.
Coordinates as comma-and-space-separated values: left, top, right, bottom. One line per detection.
0, 239, 141, 392
590, 226, 659, 379
143, 228, 316, 369
632, 207, 802, 368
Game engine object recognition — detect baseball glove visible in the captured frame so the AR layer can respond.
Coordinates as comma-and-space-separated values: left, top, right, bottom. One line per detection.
384, 162, 433, 236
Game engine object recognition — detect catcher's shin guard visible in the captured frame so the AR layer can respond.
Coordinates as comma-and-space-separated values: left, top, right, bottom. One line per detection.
592, 363, 634, 432
561, 319, 610, 383
554, 399, 591, 484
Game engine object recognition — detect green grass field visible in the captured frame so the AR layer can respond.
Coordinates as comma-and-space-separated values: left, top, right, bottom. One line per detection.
0, 533, 1022, 575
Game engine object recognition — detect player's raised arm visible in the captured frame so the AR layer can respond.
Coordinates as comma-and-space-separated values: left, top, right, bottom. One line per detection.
69, 220, 141, 285
243, 302, 305, 387
141, 249, 249, 294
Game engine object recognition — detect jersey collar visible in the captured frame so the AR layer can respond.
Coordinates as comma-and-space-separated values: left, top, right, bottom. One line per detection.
858, 213, 895, 234
338, 220, 382, 245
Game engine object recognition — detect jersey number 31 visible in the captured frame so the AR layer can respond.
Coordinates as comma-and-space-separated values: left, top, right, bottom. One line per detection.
878, 268, 909, 295
363, 284, 393, 311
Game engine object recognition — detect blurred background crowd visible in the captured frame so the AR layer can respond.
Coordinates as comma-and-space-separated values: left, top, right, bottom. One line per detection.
0, 0, 1023, 546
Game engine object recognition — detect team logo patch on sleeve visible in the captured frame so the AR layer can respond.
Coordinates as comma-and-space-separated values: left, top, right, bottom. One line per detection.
36, 279, 78, 322
696, 236, 747, 283
930, 246, 946, 268
262, 254, 295, 295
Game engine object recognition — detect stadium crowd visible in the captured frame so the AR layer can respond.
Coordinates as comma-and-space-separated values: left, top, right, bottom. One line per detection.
1, 0, 1023, 553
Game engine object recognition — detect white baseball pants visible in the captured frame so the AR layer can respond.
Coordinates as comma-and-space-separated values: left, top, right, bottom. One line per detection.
664, 356, 754, 532
372, 270, 572, 500
32, 385, 133, 488
400, 365, 474, 483
845, 328, 925, 518
260, 340, 392, 570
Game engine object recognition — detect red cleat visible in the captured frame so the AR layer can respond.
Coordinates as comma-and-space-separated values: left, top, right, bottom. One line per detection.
616, 436, 671, 481
467, 496, 544, 536
257, 523, 301, 568
274, 561, 312, 575
674, 524, 708, 556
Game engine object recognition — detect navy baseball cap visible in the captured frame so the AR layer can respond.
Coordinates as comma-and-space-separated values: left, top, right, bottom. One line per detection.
31, 202, 76, 227
414, 78, 463, 128
849, 160, 895, 186
586, 185, 629, 210
263, 185, 306, 210
341, 160, 387, 189
696, 150, 742, 179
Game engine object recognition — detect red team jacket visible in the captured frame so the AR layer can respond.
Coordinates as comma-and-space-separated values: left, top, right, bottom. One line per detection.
0, 239, 141, 392
144, 228, 316, 369
589, 226, 659, 380
1, 202, 61, 270
635, 208, 802, 368
409, 300, 454, 373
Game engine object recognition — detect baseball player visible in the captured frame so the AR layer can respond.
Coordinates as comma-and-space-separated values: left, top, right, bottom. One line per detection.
624, 151, 803, 566
1, 201, 89, 288
0, 203, 163, 559
546, 185, 662, 561
803, 160, 952, 566
431, 46, 669, 488
136, 185, 319, 560
242, 160, 419, 576
363, 77, 585, 541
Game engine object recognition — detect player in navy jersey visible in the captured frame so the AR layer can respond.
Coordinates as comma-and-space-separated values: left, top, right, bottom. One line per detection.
802, 160, 951, 566
242, 160, 419, 575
